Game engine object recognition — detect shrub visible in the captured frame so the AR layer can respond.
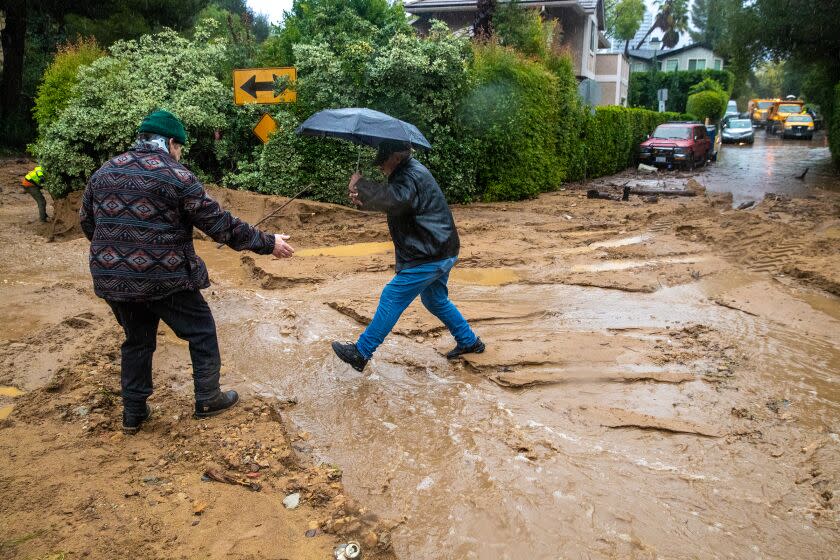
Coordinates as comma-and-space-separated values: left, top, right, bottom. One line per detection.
32, 23, 231, 198
686, 90, 727, 122
32, 38, 105, 133
629, 69, 734, 113
229, 21, 480, 204
688, 77, 725, 95
493, 1, 551, 59
462, 44, 562, 201
582, 106, 680, 178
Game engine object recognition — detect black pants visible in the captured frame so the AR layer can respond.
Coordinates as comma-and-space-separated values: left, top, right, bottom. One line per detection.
107, 290, 222, 415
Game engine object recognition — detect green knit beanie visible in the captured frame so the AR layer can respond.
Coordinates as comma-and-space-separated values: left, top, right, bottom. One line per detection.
138, 109, 187, 145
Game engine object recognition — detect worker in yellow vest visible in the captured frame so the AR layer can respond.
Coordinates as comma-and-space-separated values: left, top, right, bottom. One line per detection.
21, 165, 48, 222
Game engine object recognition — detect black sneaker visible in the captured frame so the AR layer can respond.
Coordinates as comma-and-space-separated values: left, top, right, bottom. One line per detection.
123, 404, 152, 435
445, 337, 486, 360
194, 390, 239, 418
331, 341, 368, 372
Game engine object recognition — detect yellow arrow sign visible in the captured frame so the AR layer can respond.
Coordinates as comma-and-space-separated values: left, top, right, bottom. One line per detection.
233, 67, 296, 105
252, 113, 278, 144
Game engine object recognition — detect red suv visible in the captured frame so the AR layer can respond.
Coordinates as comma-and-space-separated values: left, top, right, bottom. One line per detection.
638, 122, 712, 170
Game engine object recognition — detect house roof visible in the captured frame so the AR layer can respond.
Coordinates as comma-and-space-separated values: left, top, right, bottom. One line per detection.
627, 43, 719, 63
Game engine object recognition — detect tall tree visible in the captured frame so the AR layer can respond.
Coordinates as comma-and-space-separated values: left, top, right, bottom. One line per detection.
606, 0, 646, 55
635, 0, 689, 49
690, 0, 726, 46
0, 0, 27, 125
0, 0, 210, 148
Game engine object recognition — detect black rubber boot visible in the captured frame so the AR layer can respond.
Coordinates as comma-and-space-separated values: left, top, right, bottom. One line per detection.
194, 390, 239, 418
445, 337, 486, 360
123, 404, 152, 435
331, 341, 368, 372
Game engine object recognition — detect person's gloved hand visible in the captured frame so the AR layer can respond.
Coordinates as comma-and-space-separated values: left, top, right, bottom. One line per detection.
272, 234, 294, 258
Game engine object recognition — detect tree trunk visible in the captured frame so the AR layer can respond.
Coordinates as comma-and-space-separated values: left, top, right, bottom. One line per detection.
0, 0, 28, 120
473, 0, 496, 40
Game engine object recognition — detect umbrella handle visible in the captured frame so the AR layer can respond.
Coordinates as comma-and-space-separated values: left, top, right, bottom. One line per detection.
355, 144, 361, 173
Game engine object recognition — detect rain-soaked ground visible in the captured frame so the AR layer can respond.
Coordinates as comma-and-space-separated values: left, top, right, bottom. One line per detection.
1, 142, 838, 558
703, 129, 838, 206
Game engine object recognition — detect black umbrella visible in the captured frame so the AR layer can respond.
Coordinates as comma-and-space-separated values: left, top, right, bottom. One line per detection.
295, 108, 432, 150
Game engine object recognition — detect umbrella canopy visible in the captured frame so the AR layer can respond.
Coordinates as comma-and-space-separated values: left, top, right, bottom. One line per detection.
295, 108, 432, 150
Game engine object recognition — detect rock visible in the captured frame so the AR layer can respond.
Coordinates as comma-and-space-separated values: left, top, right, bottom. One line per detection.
10, 342, 27, 349
362, 530, 378, 548
192, 500, 208, 515
643, 195, 659, 204
638, 163, 657, 173
73, 405, 89, 417
283, 492, 301, 509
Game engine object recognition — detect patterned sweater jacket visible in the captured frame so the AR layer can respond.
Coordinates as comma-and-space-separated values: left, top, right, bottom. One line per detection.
80, 145, 275, 302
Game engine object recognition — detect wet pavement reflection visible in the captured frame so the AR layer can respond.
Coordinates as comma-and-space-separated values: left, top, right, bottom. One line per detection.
702, 130, 839, 205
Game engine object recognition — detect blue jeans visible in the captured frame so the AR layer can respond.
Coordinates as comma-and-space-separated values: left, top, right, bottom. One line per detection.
356, 257, 478, 359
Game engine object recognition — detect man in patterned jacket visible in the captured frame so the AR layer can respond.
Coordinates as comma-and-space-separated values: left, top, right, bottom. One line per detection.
80, 109, 294, 434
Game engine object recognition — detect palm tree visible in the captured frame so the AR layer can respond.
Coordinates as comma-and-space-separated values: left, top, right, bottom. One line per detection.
635, 0, 689, 50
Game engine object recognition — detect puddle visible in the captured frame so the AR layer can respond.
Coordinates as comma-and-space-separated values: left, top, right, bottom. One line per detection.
590, 235, 650, 249
295, 242, 392, 257
450, 267, 519, 285
702, 132, 840, 205
571, 256, 702, 272
0, 405, 13, 421
0, 386, 25, 397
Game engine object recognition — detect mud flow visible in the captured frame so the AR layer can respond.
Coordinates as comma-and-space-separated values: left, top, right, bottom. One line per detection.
2, 146, 839, 559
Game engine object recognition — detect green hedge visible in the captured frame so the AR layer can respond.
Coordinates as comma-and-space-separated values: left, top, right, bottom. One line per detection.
582, 107, 686, 178
629, 69, 734, 113
462, 44, 562, 201
831, 83, 840, 169
686, 90, 727, 122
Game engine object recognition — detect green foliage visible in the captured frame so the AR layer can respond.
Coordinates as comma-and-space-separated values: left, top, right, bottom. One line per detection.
32, 38, 105, 133
688, 77, 724, 95
231, 20, 480, 204
462, 44, 562, 201
608, 0, 646, 44
686, 90, 727, 122
629, 69, 734, 112
32, 23, 231, 198
582, 107, 682, 178
492, 2, 551, 58
831, 83, 840, 170
261, 0, 411, 66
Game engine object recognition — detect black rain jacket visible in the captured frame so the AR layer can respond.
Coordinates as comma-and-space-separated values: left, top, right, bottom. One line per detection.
355, 157, 459, 272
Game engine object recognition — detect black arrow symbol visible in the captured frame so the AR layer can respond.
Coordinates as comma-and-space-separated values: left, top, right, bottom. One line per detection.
240, 74, 286, 99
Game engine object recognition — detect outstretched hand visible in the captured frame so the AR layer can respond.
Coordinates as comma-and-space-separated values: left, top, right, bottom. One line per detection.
348, 172, 362, 207
272, 234, 294, 258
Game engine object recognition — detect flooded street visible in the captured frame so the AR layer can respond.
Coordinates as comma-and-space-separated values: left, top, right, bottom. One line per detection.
702, 130, 838, 205
1, 148, 839, 558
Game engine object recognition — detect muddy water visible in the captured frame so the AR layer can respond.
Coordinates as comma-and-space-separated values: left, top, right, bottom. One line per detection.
702, 131, 839, 205
201, 267, 840, 559
296, 242, 393, 257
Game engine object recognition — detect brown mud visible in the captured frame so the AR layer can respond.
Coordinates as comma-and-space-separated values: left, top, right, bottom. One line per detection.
1, 139, 839, 559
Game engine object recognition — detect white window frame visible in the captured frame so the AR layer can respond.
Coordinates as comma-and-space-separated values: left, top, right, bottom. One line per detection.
688, 58, 706, 71
665, 59, 679, 72
713, 59, 722, 70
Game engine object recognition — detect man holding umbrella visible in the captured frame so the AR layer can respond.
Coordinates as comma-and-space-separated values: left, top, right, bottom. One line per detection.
330, 140, 484, 371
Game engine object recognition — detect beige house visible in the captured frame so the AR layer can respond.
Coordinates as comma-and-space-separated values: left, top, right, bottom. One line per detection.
404, 0, 611, 82
594, 52, 629, 106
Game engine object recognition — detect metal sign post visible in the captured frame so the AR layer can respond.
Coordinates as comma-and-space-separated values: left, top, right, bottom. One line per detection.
657, 88, 668, 113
